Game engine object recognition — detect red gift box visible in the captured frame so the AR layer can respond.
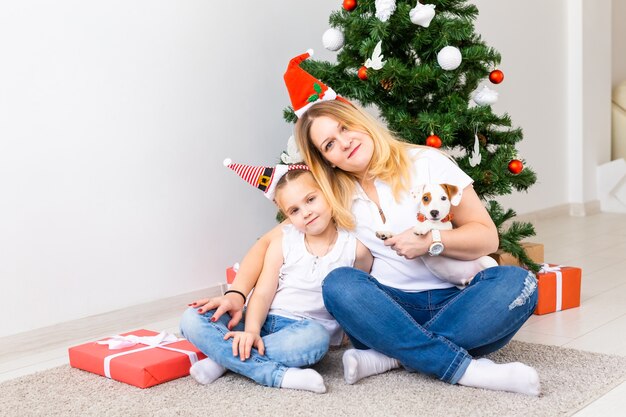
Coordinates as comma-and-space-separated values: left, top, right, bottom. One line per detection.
534, 264, 582, 315
226, 262, 239, 284
68, 329, 206, 388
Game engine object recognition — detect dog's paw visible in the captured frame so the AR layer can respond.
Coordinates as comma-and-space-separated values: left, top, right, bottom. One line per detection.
413, 225, 429, 236
375, 231, 394, 240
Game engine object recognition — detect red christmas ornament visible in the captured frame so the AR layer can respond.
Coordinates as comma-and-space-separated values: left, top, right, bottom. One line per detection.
508, 159, 523, 174
489, 69, 504, 84
357, 66, 368, 80
343, 0, 357, 12
426, 134, 442, 148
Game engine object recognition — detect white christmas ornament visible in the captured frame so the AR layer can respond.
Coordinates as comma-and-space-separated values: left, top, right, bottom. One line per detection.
410, 3, 436, 27
437, 46, 462, 70
375, 0, 397, 22
472, 86, 498, 106
469, 133, 482, 167
281, 135, 303, 164
364, 41, 386, 70
322, 28, 344, 51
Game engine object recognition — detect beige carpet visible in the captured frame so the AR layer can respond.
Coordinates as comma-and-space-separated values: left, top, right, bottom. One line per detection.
2, 341, 625, 417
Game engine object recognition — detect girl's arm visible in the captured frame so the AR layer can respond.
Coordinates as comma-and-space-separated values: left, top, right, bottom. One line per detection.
383, 185, 498, 261
224, 236, 284, 360
190, 222, 284, 329
353, 239, 373, 273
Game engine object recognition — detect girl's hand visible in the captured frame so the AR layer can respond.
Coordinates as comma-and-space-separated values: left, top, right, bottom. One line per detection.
223, 331, 265, 360
384, 228, 431, 259
188, 294, 245, 330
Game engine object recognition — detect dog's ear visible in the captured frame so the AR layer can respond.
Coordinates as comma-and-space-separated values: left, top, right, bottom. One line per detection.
411, 184, 427, 201
441, 184, 462, 206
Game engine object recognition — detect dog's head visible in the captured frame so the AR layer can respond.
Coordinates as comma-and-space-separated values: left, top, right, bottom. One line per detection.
411, 183, 462, 221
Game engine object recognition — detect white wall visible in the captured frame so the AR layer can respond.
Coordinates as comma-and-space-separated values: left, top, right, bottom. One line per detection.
613, 0, 626, 89
0, 0, 340, 337
473, 0, 569, 214
0, 1, 614, 337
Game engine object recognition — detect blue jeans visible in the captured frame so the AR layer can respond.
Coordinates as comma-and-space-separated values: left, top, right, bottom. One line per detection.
322, 265, 538, 384
180, 307, 330, 387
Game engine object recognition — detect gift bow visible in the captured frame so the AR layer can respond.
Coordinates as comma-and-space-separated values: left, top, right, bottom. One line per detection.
539, 263, 563, 273
539, 263, 564, 311
97, 331, 180, 350
97, 331, 199, 379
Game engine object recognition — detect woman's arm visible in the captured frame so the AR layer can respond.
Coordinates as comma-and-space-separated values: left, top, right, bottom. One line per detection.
190, 221, 285, 328
224, 237, 283, 360
383, 185, 498, 261
353, 239, 373, 273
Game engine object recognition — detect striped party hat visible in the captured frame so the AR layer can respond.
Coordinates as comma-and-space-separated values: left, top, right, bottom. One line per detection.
223, 158, 309, 200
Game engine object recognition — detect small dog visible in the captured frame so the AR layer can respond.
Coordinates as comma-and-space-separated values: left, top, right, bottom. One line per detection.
376, 183, 497, 286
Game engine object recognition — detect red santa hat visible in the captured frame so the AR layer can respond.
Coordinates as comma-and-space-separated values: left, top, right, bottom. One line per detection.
284, 49, 347, 118
223, 158, 309, 201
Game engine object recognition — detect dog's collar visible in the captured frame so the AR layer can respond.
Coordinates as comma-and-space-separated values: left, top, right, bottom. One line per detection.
417, 213, 453, 222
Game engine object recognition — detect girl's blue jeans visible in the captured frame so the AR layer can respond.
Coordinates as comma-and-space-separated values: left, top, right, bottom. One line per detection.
180, 307, 330, 387
322, 265, 538, 384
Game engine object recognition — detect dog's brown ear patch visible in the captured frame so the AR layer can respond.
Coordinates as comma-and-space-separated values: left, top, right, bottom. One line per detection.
421, 192, 432, 205
441, 184, 459, 200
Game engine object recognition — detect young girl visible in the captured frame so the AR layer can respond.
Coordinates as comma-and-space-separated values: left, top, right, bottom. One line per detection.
180, 164, 372, 393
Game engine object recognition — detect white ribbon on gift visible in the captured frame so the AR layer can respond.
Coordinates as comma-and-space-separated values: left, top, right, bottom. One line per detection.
539, 263, 564, 311
96, 331, 199, 379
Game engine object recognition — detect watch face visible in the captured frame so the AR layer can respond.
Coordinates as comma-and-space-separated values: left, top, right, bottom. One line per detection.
429, 242, 444, 256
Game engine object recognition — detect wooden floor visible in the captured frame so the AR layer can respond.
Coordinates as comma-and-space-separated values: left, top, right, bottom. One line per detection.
2, 212, 626, 415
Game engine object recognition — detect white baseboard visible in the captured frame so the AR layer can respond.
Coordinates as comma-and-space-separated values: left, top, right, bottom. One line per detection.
510, 201, 602, 224
0, 284, 225, 362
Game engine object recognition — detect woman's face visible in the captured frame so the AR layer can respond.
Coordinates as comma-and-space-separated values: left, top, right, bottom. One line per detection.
308, 115, 374, 178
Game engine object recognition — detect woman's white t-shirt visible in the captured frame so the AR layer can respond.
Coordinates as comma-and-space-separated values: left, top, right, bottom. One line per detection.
268, 224, 356, 346
350, 148, 473, 292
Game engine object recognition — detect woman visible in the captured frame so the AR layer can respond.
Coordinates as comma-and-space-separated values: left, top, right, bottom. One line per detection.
293, 98, 540, 396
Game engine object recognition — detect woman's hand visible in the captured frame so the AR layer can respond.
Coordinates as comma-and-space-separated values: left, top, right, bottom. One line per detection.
383, 228, 431, 259
188, 293, 245, 330
223, 331, 265, 360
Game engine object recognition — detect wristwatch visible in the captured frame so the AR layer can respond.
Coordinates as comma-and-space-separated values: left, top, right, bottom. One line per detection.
428, 229, 444, 256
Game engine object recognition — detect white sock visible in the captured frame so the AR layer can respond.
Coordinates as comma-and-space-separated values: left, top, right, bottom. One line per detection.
189, 358, 226, 385
342, 349, 400, 385
280, 368, 326, 394
458, 359, 541, 396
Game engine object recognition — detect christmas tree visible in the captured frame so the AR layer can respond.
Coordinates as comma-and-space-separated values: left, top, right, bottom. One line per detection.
284, 0, 539, 271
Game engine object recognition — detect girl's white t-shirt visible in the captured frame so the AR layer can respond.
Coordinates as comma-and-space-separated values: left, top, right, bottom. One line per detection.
351, 148, 473, 292
268, 224, 356, 346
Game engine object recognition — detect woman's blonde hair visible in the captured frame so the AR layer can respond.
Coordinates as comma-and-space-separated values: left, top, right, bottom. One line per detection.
294, 100, 431, 230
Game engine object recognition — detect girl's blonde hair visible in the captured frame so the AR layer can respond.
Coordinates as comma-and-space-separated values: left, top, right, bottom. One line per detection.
294, 100, 431, 230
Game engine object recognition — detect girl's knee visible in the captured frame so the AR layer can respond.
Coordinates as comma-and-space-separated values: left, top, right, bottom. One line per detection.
180, 306, 211, 338
305, 321, 331, 351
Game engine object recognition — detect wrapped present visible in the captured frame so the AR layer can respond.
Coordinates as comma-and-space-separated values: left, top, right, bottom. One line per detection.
226, 262, 239, 284
489, 242, 544, 267
68, 329, 206, 388
534, 263, 582, 315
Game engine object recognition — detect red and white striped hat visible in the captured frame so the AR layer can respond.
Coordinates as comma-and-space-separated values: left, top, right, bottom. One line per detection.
223, 158, 309, 200
284, 49, 341, 118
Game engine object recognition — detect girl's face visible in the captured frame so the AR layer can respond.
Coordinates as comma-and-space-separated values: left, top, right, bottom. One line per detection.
308, 116, 374, 178
275, 174, 334, 236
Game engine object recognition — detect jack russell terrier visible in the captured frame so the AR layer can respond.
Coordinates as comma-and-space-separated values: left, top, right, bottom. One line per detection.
376, 183, 497, 287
